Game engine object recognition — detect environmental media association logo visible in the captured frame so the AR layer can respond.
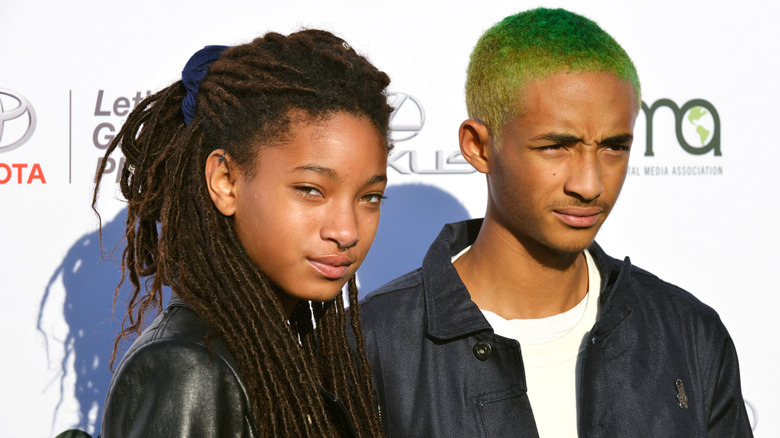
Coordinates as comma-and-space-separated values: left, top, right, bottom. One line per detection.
388, 92, 425, 142
682, 106, 714, 149
0, 88, 37, 153
641, 98, 720, 157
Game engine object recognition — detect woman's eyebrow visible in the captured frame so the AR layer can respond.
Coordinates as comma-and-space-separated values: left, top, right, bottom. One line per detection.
291, 165, 387, 185
291, 164, 337, 179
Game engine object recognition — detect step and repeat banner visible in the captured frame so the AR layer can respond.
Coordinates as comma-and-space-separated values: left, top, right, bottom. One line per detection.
2, 0, 777, 435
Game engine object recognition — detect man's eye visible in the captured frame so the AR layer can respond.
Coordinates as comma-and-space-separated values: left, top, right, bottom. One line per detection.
535, 144, 569, 153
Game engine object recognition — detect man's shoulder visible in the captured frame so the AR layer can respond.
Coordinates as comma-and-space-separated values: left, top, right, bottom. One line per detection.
363, 268, 424, 301
360, 269, 426, 323
617, 259, 722, 325
592, 244, 712, 307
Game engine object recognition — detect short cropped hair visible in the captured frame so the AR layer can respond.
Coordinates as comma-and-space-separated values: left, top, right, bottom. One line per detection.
465, 8, 641, 146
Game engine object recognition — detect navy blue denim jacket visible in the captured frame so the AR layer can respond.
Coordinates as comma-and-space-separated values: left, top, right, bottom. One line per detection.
360, 219, 752, 437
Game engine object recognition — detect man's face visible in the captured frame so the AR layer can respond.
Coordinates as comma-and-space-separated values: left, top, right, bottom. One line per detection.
486, 71, 638, 255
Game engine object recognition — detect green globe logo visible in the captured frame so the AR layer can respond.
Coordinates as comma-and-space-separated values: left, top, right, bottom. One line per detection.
641, 98, 720, 156
682, 106, 715, 147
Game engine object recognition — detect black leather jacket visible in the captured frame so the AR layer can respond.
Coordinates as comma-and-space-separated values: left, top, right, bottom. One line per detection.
360, 219, 752, 437
102, 297, 358, 437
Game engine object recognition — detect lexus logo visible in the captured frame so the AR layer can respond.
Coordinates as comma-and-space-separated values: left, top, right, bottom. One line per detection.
0, 89, 37, 153
745, 399, 758, 431
388, 92, 425, 142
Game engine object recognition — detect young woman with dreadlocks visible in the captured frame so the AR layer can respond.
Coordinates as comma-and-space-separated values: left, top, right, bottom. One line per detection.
94, 29, 392, 437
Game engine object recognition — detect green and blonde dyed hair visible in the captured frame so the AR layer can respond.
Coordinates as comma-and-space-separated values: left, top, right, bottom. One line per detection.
466, 8, 641, 145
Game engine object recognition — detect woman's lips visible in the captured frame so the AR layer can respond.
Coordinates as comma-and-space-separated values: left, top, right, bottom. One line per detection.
308, 255, 354, 280
553, 207, 603, 228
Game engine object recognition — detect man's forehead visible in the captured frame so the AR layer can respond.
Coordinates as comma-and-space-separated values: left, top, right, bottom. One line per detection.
514, 71, 638, 115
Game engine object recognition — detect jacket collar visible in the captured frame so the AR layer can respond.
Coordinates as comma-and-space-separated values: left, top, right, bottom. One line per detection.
586, 242, 634, 338
422, 219, 634, 341
423, 219, 491, 341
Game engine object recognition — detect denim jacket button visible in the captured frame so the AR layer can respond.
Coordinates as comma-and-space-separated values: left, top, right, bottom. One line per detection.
473, 341, 492, 360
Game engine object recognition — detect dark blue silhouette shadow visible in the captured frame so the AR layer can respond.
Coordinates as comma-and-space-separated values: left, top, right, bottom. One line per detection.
38, 208, 168, 435
357, 183, 471, 297
38, 183, 468, 433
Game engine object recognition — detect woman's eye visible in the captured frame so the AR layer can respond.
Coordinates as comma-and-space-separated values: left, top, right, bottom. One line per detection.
295, 186, 323, 198
362, 193, 386, 204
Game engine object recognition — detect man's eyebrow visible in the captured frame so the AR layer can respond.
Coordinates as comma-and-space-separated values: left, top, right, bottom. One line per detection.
531, 132, 634, 144
533, 133, 582, 144
600, 133, 634, 145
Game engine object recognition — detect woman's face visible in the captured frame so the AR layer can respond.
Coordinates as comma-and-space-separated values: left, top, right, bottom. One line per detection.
226, 112, 388, 314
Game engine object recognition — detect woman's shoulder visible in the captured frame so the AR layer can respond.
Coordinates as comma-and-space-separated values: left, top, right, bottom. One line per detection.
121, 296, 210, 351
118, 301, 237, 374
103, 299, 256, 437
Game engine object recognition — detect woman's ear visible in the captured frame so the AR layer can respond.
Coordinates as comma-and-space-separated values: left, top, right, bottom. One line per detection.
458, 119, 493, 174
205, 149, 238, 216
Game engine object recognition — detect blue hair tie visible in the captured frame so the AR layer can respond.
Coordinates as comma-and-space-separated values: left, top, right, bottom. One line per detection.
181, 45, 228, 125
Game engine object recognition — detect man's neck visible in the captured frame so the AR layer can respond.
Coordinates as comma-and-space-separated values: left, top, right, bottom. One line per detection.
453, 221, 590, 320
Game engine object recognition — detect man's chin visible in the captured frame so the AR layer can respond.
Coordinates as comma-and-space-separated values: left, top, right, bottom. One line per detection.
542, 232, 599, 257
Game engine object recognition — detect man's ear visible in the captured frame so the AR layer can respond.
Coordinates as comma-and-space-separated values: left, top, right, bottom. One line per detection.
205, 149, 238, 216
459, 119, 493, 174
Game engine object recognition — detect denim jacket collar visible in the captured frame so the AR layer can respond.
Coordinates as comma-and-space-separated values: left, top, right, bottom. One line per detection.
422, 219, 633, 341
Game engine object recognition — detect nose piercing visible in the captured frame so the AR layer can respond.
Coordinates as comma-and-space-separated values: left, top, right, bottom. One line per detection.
337, 240, 358, 252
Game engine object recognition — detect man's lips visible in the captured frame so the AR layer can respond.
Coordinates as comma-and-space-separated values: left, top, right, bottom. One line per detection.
308, 254, 355, 280
553, 206, 604, 228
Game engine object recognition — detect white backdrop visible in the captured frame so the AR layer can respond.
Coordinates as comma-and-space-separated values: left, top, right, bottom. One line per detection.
2, 0, 777, 436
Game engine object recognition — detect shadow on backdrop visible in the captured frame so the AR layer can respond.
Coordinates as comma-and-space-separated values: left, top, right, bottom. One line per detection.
37, 208, 169, 435
357, 183, 471, 297
37, 183, 468, 433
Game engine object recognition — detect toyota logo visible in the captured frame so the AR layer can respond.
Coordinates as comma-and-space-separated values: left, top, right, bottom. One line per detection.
388, 92, 425, 142
0, 89, 37, 153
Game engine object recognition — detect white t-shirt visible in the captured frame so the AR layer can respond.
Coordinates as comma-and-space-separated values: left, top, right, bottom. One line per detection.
455, 249, 601, 438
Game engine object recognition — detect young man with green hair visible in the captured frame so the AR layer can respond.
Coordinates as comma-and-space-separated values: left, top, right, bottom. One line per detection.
359, 8, 752, 437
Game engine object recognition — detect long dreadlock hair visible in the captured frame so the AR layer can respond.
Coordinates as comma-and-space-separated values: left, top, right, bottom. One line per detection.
92, 29, 393, 437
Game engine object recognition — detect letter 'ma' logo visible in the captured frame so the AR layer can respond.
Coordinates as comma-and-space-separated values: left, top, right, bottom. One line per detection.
641, 99, 721, 157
